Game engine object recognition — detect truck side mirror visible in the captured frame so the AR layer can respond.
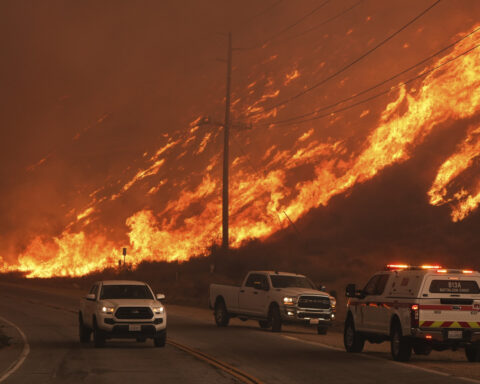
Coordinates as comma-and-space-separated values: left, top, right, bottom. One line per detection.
346, 284, 356, 298
85, 293, 96, 301
156, 293, 166, 301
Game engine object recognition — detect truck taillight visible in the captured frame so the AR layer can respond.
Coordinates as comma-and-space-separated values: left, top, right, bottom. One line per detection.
410, 304, 419, 328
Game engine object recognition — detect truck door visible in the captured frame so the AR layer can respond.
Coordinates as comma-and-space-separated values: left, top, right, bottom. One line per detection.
84, 283, 99, 327
355, 275, 380, 331
239, 273, 269, 315
366, 274, 391, 334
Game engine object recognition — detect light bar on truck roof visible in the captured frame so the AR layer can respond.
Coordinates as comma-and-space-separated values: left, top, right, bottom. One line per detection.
385, 264, 443, 271
463, 270, 474, 274
386, 264, 409, 270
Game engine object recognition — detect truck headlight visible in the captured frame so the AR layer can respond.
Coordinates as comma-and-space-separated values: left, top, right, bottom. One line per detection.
102, 306, 114, 314
330, 297, 336, 310
283, 296, 296, 306
153, 306, 164, 314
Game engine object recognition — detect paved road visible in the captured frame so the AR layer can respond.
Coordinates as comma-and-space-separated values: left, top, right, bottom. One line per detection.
0, 282, 478, 384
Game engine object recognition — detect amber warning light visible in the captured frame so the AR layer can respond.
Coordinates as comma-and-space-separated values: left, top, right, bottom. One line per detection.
386, 264, 409, 270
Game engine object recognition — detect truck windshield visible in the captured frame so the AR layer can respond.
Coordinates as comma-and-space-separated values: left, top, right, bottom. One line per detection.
270, 275, 315, 289
429, 280, 480, 294
100, 285, 153, 300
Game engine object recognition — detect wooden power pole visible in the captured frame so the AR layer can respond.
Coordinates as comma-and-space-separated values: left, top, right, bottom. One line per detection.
222, 32, 232, 252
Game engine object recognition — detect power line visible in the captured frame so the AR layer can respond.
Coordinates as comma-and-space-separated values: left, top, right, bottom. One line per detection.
280, 0, 364, 43
265, 42, 480, 127
262, 26, 480, 126
234, 0, 284, 33
235, 0, 330, 51
248, 0, 443, 116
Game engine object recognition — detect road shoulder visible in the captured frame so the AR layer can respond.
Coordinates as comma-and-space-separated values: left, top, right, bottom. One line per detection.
0, 316, 27, 382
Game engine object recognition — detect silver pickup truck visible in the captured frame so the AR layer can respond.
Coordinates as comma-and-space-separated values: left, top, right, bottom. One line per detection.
209, 271, 335, 334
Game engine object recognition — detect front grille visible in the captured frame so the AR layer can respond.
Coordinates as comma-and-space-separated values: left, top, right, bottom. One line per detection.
115, 307, 153, 319
297, 296, 330, 309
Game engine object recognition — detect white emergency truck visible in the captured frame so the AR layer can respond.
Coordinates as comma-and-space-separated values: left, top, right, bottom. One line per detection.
344, 265, 480, 361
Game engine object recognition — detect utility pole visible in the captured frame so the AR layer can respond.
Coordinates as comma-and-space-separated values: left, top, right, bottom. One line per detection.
222, 32, 232, 253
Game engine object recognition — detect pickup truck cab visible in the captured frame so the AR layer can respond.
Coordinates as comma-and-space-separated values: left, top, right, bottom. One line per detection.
344, 265, 480, 361
79, 280, 167, 347
210, 271, 335, 334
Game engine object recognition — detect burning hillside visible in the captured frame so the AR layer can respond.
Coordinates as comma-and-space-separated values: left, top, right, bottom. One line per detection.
1, 1, 480, 277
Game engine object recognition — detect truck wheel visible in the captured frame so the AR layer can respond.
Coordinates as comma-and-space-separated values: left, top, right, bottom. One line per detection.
413, 343, 431, 356
93, 319, 105, 348
344, 317, 364, 352
259, 320, 271, 329
154, 331, 167, 348
465, 345, 480, 362
390, 322, 411, 361
78, 314, 91, 343
214, 300, 230, 327
269, 305, 282, 332
317, 325, 328, 335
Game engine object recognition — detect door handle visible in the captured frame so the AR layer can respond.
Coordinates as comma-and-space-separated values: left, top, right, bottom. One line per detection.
240, 290, 245, 293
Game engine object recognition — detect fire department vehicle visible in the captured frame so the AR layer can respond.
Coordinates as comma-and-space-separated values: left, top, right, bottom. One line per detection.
344, 265, 480, 362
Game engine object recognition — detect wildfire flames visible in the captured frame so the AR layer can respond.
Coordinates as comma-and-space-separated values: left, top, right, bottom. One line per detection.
2, 15, 480, 277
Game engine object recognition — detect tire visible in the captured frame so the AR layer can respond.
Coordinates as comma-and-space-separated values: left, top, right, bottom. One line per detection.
214, 300, 230, 327
259, 320, 271, 329
93, 318, 106, 348
317, 325, 328, 335
269, 305, 282, 333
465, 345, 480, 362
413, 343, 431, 356
390, 321, 411, 361
344, 317, 364, 353
154, 331, 167, 348
78, 314, 91, 343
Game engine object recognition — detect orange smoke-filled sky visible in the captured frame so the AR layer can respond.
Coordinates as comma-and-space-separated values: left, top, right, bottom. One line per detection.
1, 0, 480, 277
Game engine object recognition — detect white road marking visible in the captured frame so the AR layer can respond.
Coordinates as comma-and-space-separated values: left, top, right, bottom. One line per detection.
0, 316, 30, 383
281, 335, 480, 383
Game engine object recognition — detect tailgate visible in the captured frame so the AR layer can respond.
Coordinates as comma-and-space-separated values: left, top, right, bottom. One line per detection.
419, 275, 480, 329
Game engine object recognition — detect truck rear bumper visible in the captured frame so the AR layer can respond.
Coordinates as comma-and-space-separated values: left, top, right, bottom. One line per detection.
412, 327, 480, 344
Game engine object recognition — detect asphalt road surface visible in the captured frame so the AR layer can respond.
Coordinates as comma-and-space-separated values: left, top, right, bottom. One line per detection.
0, 282, 479, 384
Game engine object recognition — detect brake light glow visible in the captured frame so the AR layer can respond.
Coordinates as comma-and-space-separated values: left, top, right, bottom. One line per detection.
426, 335, 432, 340
410, 304, 419, 328
421, 265, 442, 269
463, 270, 474, 274
437, 269, 448, 273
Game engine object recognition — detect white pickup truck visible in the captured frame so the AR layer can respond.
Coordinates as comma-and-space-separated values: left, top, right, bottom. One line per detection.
209, 271, 336, 334
79, 280, 167, 348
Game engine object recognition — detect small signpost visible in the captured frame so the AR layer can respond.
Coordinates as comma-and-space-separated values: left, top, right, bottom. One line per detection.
122, 247, 127, 267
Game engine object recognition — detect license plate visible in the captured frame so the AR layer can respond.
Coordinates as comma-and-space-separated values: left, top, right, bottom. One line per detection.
129, 324, 141, 332
310, 319, 320, 325
447, 330, 463, 339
